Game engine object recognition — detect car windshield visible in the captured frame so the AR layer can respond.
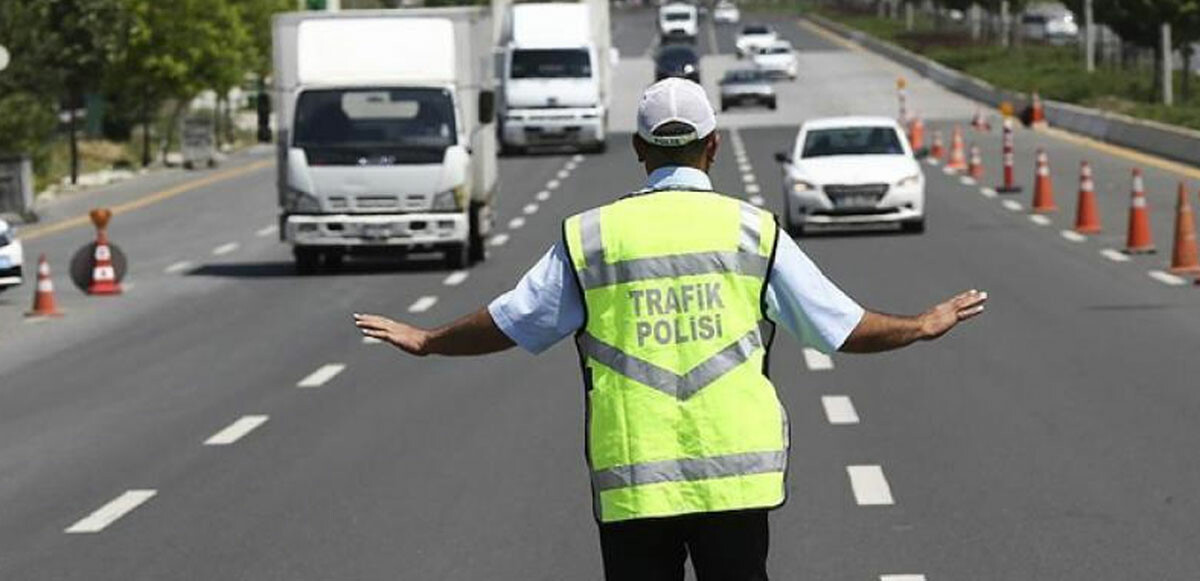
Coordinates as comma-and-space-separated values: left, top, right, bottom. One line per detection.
664, 12, 692, 21
742, 25, 769, 35
802, 127, 904, 158
294, 88, 456, 162
658, 47, 697, 67
722, 70, 765, 83
762, 46, 791, 55
510, 49, 591, 79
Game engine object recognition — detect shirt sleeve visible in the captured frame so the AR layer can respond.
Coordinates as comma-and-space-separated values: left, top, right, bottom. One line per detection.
487, 243, 585, 354
764, 231, 865, 353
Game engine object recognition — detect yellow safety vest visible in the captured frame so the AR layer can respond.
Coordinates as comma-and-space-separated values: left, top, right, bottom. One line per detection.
562, 190, 788, 523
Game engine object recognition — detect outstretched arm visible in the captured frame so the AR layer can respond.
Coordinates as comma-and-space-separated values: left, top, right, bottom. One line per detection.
353, 308, 516, 357
839, 289, 987, 353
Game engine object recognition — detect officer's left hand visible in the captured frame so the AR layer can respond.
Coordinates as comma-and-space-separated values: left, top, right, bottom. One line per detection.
354, 313, 430, 356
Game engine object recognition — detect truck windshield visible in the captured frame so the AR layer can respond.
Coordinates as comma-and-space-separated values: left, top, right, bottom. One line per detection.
510, 49, 591, 79
294, 88, 457, 164
664, 12, 692, 21
802, 127, 904, 158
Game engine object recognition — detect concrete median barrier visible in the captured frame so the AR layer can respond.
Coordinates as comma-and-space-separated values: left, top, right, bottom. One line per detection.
808, 14, 1200, 169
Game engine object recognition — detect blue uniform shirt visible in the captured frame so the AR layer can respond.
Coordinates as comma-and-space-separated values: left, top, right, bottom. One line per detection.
488, 166, 865, 355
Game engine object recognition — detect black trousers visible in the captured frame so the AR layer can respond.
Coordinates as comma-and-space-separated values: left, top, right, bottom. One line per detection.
597, 509, 770, 581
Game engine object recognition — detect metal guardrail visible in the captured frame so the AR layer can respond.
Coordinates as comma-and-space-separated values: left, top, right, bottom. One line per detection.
808, 13, 1200, 169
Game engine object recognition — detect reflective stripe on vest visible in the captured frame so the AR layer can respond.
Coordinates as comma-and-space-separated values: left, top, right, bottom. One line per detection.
563, 191, 787, 523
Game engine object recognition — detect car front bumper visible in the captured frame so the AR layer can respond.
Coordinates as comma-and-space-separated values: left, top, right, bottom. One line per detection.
787, 184, 924, 225
502, 113, 605, 148
0, 239, 24, 287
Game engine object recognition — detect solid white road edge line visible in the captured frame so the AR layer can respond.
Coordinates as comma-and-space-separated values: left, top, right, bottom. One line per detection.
212, 242, 240, 256
65, 490, 157, 533
1148, 270, 1188, 286
164, 260, 194, 274
204, 415, 269, 446
1060, 230, 1086, 242
821, 395, 860, 425
847, 465, 895, 506
802, 348, 834, 371
1100, 248, 1131, 262
408, 295, 438, 313
443, 271, 469, 286
297, 363, 346, 388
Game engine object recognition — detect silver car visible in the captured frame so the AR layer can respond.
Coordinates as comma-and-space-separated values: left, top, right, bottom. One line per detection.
718, 69, 776, 111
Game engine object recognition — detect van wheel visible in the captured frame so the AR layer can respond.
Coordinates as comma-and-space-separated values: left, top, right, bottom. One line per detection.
469, 204, 488, 264
294, 248, 320, 275
323, 251, 344, 271
444, 243, 470, 270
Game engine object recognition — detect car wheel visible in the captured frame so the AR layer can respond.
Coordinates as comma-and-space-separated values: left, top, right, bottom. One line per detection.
444, 242, 470, 270
767, 99, 777, 110
469, 203, 488, 264
721, 101, 729, 112
294, 247, 320, 275
901, 219, 926, 234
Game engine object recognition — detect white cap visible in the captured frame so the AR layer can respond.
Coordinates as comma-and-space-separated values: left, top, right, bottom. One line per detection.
636, 77, 717, 147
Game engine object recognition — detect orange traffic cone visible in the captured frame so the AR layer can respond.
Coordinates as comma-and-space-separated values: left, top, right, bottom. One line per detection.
968, 144, 984, 180
908, 116, 925, 152
1073, 161, 1101, 234
1028, 91, 1047, 128
946, 125, 967, 171
1125, 168, 1156, 254
1031, 148, 1057, 213
929, 131, 945, 162
1168, 182, 1200, 275
26, 255, 63, 318
971, 109, 991, 132
88, 209, 122, 295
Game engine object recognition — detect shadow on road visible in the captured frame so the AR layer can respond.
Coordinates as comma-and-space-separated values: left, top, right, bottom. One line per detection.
186, 258, 452, 279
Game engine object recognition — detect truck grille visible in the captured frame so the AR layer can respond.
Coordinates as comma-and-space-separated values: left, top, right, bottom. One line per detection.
355, 195, 400, 209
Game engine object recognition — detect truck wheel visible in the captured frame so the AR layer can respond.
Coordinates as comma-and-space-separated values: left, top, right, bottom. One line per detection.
183, 161, 195, 170
294, 248, 320, 275
323, 251, 344, 271
469, 204, 488, 264
444, 243, 470, 270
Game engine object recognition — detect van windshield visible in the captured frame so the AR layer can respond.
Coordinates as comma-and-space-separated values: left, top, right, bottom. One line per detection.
293, 88, 456, 164
510, 49, 592, 79
665, 12, 692, 21
802, 127, 904, 158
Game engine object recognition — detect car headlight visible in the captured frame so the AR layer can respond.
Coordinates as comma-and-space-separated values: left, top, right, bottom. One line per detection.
286, 188, 321, 213
896, 174, 921, 189
431, 187, 465, 212
791, 180, 818, 193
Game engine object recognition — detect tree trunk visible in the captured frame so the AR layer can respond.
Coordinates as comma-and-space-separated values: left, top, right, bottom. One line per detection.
141, 94, 151, 168
162, 100, 187, 164
68, 91, 79, 185
1183, 48, 1192, 103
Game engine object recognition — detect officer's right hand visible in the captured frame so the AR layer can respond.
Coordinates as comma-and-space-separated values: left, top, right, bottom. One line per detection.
353, 313, 430, 356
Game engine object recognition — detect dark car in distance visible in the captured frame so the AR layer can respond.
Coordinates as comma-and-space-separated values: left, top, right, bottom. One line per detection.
654, 44, 700, 84
719, 68, 776, 111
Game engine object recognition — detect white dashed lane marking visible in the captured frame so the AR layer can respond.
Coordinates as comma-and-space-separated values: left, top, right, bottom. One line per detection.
738, 163, 753, 173
362, 336, 382, 344
408, 296, 438, 313
523, 203, 539, 215
1028, 214, 1052, 226
745, 183, 761, 195
164, 260, 194, 274
509, 217, 526, 229
212, 242, 240, 256
1100, 248, 1131, 262
536, 190, 551, 201
443, 271, 469, 286
846, 465, 895, 506
297, 364, 346, 388
741, 174, 756, 184
572, 154, 585, 163
960, 176, 977, 186
557, 169, 570, 179
1148, 270, 1188, 286
490, 233, 510, 247
1001, 200, 1023, 212
821, 395, 860, 425
749, 196, 765, 207
1060, 230, 1086, 242
65, 490, 157, 534
802, 348, 834, 371
980, 187, 997, 198
547, 179, 561, 190
880, 576, 927, 581
255, 224, 278, 237
204, 415, 268, 446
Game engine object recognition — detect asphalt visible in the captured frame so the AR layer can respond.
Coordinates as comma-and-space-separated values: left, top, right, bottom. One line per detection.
2, 8, 1200, 580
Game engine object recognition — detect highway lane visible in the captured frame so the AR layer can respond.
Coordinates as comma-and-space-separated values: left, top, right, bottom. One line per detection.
2, 7, 1200, 580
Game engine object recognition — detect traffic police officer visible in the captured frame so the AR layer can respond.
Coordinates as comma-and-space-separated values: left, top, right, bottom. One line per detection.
354, 78, 987, 581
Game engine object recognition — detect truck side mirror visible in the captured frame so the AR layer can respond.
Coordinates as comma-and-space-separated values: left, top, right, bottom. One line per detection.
479, 90, 496, 124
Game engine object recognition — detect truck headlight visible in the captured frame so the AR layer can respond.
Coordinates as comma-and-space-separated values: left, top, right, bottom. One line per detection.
431, 187, 464, 212
791, 180, 818, 193
896, 174, 921, 189
286, 188, 321, 213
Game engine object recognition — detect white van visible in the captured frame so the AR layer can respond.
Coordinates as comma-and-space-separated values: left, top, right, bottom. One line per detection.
659, 3, 698, 42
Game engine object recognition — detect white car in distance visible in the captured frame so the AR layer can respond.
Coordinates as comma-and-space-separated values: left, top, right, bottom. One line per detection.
0, 217, 24, 292
659, 3, 698, 42
713, 1, 740, 24
751, 40, 797, 79
775, 117, 925, 235
735, 24, 777, 58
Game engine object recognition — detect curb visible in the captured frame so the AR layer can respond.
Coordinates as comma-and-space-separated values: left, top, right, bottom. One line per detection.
806, 13, 1200, 169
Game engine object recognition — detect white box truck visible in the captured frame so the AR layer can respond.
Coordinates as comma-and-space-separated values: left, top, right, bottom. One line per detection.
497, 1, 615, 154
273, 8, 497, 272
